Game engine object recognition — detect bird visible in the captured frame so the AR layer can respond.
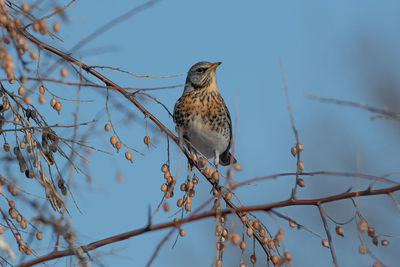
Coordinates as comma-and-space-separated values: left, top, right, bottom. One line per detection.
173, 61, 236, 167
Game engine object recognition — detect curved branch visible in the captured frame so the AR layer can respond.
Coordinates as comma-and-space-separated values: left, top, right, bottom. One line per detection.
18, 184, 400, 267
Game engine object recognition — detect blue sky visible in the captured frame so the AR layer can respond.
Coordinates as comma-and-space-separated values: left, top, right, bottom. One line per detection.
15, 1, 400, 266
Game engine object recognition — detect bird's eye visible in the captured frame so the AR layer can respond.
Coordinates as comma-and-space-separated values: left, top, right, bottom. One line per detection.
196, 68, 206, 73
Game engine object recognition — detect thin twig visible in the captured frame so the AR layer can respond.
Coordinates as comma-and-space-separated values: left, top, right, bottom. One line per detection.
318, 204, 339, 267
279, 60, 302, 199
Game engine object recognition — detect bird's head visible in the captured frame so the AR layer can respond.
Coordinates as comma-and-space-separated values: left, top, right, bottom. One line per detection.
184, 61, 221, 93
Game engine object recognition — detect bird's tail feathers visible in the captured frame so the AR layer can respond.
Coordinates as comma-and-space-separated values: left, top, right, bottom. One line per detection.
219, 150, 237, 166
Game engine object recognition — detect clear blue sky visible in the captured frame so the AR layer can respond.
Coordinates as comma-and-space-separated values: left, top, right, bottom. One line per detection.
24, 1, 400, 266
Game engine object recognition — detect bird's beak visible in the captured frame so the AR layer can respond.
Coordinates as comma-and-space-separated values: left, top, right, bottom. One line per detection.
208, 62, 222, 71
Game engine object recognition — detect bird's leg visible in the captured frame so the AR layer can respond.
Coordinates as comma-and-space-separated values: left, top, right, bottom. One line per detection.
214, 151, 219, 169
213, 151, 220, 188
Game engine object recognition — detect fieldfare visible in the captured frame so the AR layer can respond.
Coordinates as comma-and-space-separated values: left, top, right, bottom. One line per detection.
173, 61, 236, 166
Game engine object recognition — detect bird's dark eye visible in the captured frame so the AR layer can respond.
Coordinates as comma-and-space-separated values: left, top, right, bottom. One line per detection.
196, 68, 206, 73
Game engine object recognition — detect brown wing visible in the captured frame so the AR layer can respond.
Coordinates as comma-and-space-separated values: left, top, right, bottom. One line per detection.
217, 95, 237, 166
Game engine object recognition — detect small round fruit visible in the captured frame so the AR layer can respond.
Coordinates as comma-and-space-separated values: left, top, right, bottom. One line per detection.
60, 67, 67, 77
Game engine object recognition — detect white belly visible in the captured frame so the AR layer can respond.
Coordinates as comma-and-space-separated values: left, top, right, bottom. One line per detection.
179, 117, 229, 158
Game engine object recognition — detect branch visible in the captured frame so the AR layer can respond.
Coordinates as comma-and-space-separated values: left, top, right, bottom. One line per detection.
18, 184, 400, 267
18, 26, 275, 262
318, 204, 339, 267
306, 93, 400, 119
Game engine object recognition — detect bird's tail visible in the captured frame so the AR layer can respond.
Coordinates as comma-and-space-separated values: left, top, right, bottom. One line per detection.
219, 150, 237, 166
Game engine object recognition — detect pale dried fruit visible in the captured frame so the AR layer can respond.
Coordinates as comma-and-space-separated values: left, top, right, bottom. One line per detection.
358, 219, 368, 232
110, 136, 117, 146
215, 224, 223, 236
276, 233, 283, 242
161, 183, 167, 192
335, 226, 344, 237
284, 251, 292, 261
177, 198, 183, 207
359, 244, 367, 254
24, 95, 32, 105
8, 208, 17, 219
13, 117, 20, 125
180, 183, 187, 191
163, 202, 170, 212
125, 151, 132, 162
204, 167, 212, 177
291, 146, 297, 156
372, 236, 379, 246
50, 98, 57, 107
53, 22, 60, 32
60, 67, 67, 77
381, 240, 389, 246
36, 231, 43, 240
215, 259, 222, 267
231, 233, 240, 245
211, 171, 219, 184
179, 228, 185, 237
21, 3, 30, 12
253, 221, 260, 230
15, 234, 22, 241
143, 135, 150, 145
3, 143, 10, 152
30, 51, 37, 60
38, 95, 45, 104
161, 164, 168, 173
55, 101, 62, 111
289, 220, 297, 228
250, 254, 256, 264
240, 240, 246, 250
298, 160, 304, 170
216, 242, 225, 251
368, 227, 375, 237
259, 228, 265, 237
18, 86, 24, 95
20, 219, 27, 229
115, 141, 122, 151
297, 143, 304, 151
297, 178, 305, 187
163, 171, 170, 179
184, 201, 191, 211
32, 20, 40, 31
321, 239, 329, 248
198, 157, 206, 168
267, 239, 275, 249
212, 188, 218, 197
8, 200, 15, 208
39, 85, 45, 94
233, 162, 242, 171
104, 123, 111, 131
